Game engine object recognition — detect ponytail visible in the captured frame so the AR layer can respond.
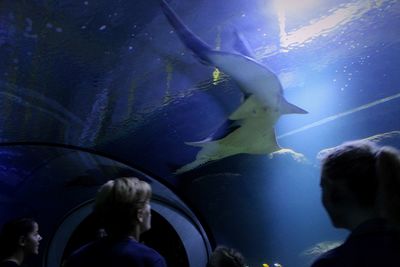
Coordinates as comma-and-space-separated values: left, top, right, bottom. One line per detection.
375, 147, 400, 228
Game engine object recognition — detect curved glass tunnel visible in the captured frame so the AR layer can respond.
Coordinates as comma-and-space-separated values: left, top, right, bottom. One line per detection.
1, 0, 400, 266
0, 144, 211, 267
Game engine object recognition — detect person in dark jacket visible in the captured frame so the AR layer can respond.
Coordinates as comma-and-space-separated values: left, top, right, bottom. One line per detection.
311, 140, 400, 267
64, 177, 167, 267
0, 218, 42, 267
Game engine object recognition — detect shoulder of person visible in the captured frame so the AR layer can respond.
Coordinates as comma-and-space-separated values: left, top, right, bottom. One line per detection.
0, 261, 19, 267
150, 253, 167, 267
131, 243, 166, 266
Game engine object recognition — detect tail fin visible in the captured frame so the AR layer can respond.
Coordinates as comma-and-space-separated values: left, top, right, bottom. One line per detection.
159, 0, 213, 64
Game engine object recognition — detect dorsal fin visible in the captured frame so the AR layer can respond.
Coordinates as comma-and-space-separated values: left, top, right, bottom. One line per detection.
233, 29, 256, 59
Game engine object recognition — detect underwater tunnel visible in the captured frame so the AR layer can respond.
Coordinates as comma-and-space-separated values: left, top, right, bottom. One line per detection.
1, 0, 400, 266
0, 143, 212, 267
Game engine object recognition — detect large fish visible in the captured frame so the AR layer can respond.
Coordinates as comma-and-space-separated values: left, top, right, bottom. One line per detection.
159, 0, 308, 173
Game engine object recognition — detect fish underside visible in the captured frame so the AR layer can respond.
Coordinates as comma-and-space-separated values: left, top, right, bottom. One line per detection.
159, 0, 307, 174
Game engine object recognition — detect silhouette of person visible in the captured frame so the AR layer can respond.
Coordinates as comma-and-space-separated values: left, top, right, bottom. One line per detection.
311, 140, 400, 267
0, 218, 42, 267
207, 246, 247, 267
64, 177, 166, 267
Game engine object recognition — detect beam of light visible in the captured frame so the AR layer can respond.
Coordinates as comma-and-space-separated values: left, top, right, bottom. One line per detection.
273, 0, 390, 51
164, 59, 174, 103
277, 92, 400, 139
78, 87, 110, 146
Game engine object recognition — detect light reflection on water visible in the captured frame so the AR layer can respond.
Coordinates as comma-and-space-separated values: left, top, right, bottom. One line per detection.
276, 0, 395, 51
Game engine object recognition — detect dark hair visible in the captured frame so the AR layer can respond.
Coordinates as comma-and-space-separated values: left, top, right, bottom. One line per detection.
0, 218, 36, 259
319, 140, 400, 226
207, 246, 247, 267
375, 146, 400, 227
320, 140, 379, 207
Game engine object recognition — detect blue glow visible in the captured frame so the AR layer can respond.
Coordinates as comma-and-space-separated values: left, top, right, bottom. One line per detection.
272, 0, 394, 51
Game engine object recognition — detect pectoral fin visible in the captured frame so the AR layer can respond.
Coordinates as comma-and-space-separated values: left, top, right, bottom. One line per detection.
229, 95, 262, 120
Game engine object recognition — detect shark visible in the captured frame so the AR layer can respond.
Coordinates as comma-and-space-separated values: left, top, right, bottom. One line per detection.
159, 0, 308, 174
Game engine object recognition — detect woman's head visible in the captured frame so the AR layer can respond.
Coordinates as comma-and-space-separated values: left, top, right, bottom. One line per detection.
319, 140, 400, 229
320, 140, 379, 207
0, 218, 42, 259
94, 177, 152, 237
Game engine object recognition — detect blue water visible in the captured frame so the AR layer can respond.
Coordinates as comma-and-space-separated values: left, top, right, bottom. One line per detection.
0, 0, 400, 266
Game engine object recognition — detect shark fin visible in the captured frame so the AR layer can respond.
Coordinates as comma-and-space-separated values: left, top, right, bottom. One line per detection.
233, 29, 256, 59
159, 0, 213, 64
174, 158, 209, 174
184, 119, 242, 146
280, 98, 308, 114
229, 95, 261, 120
185, 138, 213, 147
209, 119, 242, 140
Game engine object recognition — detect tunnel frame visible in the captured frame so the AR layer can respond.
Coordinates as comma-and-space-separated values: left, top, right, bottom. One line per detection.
0, 142, 213, 267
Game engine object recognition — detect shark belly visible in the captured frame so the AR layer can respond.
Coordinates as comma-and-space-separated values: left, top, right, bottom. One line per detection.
206, 52, 283, 108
